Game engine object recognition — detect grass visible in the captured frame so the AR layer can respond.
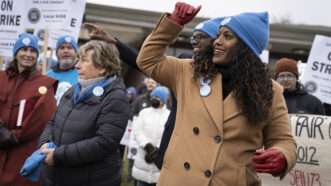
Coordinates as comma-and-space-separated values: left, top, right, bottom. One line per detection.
121, 155, 135, 186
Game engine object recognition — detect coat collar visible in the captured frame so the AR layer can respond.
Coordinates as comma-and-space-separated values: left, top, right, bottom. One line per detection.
64, 77, 125, 105
223, 92, 242, 122
198, 74, 242, 131
198, 74, 223, 132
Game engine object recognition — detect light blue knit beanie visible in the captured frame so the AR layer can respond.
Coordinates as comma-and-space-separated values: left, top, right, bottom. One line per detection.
220, 12, 269, 57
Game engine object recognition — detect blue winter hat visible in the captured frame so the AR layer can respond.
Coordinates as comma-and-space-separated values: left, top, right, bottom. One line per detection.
220, 12, 269, 57
13, 33, 39, 57
150, 86, 169, 104
127, 86, 137, 96
56, 35, 78, 52
194, 17, 224, 39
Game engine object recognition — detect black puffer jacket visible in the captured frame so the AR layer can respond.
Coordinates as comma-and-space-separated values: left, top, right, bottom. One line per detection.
39, 78, 131, 186
284, 84, 325, 115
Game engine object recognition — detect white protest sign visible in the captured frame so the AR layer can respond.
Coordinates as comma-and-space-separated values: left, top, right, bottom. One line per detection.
0, 0, 26, 57
25, 0, 86, 48
261, 114, 331, 186
301, 35, 331, 104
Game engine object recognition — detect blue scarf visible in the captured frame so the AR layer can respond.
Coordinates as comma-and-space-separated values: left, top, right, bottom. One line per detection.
73, 76, 116, 104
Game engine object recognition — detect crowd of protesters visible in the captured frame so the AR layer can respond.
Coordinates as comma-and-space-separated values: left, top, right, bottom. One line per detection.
0, 2, 331, 186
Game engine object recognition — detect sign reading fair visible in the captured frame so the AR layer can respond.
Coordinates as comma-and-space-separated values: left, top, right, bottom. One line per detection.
260, 114, 331, 186
26, 0, 86, 49
301, 35, 331, 104
0, 0, 25, 56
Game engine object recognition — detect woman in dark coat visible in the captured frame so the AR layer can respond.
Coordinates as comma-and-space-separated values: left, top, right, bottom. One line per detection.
0, 33, 57, 186
39, 40, 131, 186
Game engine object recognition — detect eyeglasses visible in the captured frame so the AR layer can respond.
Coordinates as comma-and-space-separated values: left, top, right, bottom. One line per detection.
190, 34, 210, 45
277, 74, 296, 81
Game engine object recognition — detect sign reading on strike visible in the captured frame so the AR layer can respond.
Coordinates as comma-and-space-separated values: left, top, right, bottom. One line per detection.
301, 35, 331, 104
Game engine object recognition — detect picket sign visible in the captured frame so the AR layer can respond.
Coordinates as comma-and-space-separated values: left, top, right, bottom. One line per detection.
0, 0, 86, 57
301, 35, 331, 104
41, 29, 48, 75
260, 114, 331, 186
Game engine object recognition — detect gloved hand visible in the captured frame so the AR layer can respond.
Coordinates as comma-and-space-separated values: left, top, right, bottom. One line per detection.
83, 23, 117, 44
252, 148, 287, 176
0, 122, 18, 149
169, 2, 201, 25
145, 147, 159, 164
144, 143, 157, 154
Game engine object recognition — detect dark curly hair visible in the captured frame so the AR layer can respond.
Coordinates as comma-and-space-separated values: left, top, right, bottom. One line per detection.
192, 40, 273, 124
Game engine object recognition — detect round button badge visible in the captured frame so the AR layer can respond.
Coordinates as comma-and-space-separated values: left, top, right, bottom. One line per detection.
200, 84, 211, 97
38, 86, 48, 95
93, 86, 104, 97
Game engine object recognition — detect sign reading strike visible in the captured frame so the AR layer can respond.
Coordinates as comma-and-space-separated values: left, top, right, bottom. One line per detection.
0, 0, 25, 56
301, 35, 331, 104
25, 0, 86, 48
0, 0, 85, 57
260, 114, 331, 186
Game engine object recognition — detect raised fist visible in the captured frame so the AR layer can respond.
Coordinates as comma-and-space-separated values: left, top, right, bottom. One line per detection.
169, 2, 201, 25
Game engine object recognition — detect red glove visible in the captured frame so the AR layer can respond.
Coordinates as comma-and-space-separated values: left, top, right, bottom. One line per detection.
252, 148, 287, 176
169, 2, 201, 25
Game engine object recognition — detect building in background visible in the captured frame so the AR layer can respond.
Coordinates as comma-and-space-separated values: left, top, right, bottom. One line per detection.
81, 3, 331, 84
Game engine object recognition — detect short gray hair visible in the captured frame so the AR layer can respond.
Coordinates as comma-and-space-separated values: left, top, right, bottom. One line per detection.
79, 40, 121, 76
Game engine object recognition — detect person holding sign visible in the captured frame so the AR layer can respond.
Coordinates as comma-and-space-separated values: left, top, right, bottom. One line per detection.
275, 58, 325, 115
38, 40, 131, 186
136, 2, 296, 186
0, 33, 57, 186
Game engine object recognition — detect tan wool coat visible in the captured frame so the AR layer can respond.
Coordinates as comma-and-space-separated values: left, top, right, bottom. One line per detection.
137, 14, 297, 186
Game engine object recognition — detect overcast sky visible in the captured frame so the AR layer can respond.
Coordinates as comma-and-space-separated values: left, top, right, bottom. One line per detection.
86, 0, 329, 27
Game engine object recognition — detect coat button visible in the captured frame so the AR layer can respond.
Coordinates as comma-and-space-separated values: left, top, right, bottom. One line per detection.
184, 162, 190, 170
204, 170, 212, 178
214, 135, 222, 144
193, 127, 199, 135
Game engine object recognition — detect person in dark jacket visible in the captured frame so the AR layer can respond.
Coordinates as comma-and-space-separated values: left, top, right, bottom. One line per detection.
38, 40, 131, 186
275, 58, 325, 115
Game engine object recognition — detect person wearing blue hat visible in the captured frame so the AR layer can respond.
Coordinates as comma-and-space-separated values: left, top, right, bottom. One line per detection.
47, 35, 79, 104
0, 33, 57, 186
38, 40, 130, 186
132, 86, 170, 186
136, 2, 296, 186
83, 17, 225, 171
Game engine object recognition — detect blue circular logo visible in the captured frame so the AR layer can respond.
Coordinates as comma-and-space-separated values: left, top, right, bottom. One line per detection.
304, 81, 318, 93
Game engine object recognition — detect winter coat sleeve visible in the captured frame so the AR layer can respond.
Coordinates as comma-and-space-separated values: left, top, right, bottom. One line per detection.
263, 82, 297, 179
133, 110, 150, 148
38, 114, 56, 147
12, 82, 57, 143
116, 39, 139, 71
53, 90, 131, 166
136, 14, 187, 93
